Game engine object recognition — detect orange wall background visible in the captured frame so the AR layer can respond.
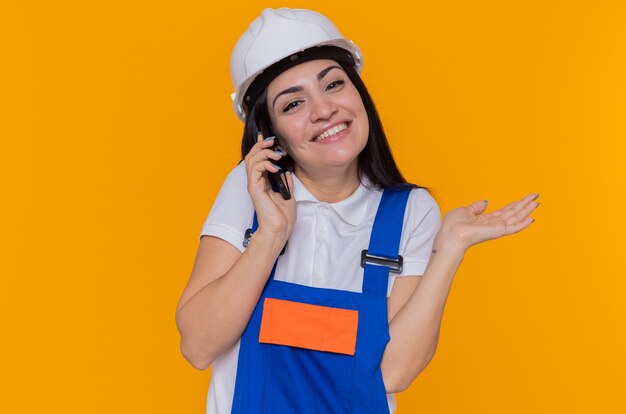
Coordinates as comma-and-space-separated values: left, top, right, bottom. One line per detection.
1, 1, 625, 412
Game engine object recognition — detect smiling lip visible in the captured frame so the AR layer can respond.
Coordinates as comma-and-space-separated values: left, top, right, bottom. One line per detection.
311, 121, 352, 142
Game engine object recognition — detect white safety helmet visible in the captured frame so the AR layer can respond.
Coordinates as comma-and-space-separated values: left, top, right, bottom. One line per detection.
230, 8, 363, 122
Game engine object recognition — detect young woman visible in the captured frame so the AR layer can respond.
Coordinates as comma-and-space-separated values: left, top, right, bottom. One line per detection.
176, 8, 539, 414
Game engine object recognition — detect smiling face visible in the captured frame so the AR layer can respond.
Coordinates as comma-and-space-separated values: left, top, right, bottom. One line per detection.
266, 59, 369, 179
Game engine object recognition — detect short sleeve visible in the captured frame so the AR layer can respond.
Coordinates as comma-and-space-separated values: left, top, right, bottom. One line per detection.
199, 161, 254, 252
397, 187, 442, 277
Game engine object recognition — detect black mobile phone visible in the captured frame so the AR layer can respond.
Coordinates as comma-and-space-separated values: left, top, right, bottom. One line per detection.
267, 137, 292, 200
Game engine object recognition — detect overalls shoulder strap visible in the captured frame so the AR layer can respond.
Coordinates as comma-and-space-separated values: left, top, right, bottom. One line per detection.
362, 184, 414, 296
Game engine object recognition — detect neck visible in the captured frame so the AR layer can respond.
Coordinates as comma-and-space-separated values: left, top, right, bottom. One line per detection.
294, 162, 361, 203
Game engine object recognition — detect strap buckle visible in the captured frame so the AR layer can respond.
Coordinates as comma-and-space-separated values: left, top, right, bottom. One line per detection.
243, 228, 253, 248
360, 250, 403, 274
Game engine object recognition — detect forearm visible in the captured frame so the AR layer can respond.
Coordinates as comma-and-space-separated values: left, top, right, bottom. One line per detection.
381, 238, 466, 392
176, 231, 285, 369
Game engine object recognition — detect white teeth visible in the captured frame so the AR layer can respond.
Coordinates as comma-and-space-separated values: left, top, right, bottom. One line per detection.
315, 123, 348, 142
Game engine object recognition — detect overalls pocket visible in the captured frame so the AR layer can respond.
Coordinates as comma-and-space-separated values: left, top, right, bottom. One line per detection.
259, 298, 358, 354
259, 298, 359, 413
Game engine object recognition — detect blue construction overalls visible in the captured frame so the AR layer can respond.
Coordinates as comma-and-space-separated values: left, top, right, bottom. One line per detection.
231, 185, 412, 413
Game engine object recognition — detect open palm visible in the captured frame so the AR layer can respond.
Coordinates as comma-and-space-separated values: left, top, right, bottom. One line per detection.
440, 193, 540, 250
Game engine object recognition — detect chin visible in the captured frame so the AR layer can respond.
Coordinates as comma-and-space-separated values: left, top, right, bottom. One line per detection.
325, 153, 360, 169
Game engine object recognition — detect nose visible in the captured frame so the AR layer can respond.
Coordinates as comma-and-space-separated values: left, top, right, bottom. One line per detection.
309, 93, 338, 123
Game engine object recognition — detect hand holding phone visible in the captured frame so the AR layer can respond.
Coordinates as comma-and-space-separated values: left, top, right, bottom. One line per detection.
245, 131, 296, 251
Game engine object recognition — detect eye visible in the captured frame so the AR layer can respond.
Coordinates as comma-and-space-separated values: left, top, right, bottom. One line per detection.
326, 79, 345, 91
282, 100, 303, 113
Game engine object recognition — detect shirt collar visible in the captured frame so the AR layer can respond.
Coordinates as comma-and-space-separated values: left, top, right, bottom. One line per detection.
291, 173, 376, 226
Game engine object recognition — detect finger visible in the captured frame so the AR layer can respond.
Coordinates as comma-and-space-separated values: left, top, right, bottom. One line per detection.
250, 148, 285, 164
500, 201, 538, 230
253, 160, 282, 174
504, 215, 535, 236
501, 195, 539, 221
514, 198, 540, 221
249, 164, 281, 189
245, 137, 277, 166
511, 193, 540, 213
253, 136, 275, 150
247, 151, 285, 178
492, 192, 540, 219
467, 199, 489, 216
252, 136, 276, 154
249, 166, 281, 198
257, 130, 263, 142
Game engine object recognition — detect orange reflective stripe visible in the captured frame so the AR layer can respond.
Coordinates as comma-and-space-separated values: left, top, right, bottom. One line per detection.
259, 298, 359, 355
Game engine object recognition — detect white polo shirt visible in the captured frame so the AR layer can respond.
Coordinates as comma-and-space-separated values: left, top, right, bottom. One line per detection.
200, 161, 441, 414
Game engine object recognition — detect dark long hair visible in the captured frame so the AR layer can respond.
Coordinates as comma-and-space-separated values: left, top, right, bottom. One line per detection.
240, 60, 427, 191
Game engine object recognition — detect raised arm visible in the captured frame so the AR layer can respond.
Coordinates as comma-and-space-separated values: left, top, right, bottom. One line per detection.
381, 193, 540, 392
175, 134, 296, 370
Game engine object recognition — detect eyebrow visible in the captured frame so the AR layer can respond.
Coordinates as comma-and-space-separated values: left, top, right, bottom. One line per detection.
271, 65, 344, 109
